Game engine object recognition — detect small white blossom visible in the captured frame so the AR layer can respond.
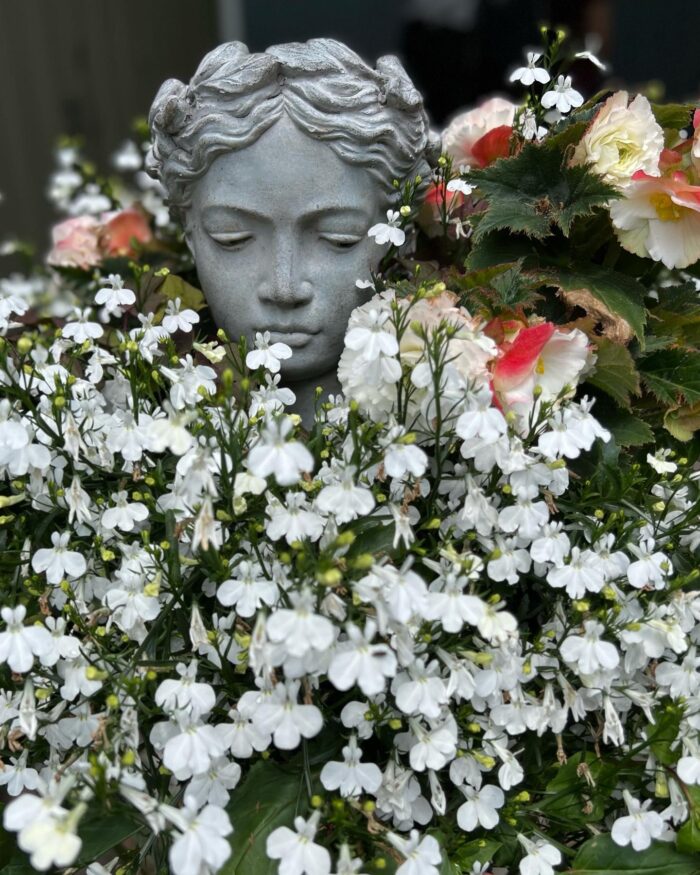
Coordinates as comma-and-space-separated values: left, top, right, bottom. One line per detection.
368, 210, 406, 247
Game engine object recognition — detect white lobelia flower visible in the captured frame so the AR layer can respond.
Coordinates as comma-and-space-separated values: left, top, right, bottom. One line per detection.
224, 707, 272, 758
320, 735, 382, 797
677, 756, 700, 785
611, 790, 665, 851
0, 750, 40, 796
31, 531, 86, 585
344, 307, 399, 362
328, 619, 397, 696
147, 403, 196, 456
217, 559, 279, 618
627, 539, 672, 589
61, 307, 104, 344
247, 416, 314, 486
368, 210, 406, 247
541, 75, 583, 114
517, 834, 562, 875
167, 798, 233, 875
487, 537, 532, 585
186, 757, 242, 808
387, 830, 442, 875
246, 331, 293, 373
456, 784, 505, 832
161, 713, 229, 780
560, 620, 620, 675
408, 718, 458, 772
15, 805, 84, 871
333, 843, 367, 875
0, 606, 52, 673
253, 679, 323, 750
456, 386, 508, 443
266, 810, 331, 875
509, 52, 551, 86
101, 490, 149, 532
162, 297, 200, 334
266, 587, 335, 658
424, 572, 486, 634
94, 274, 135, 311
315, 464, 375, 524
266, 492, 324, 544
155, 660, 216, 716
546, 547, 605, 598
655, 647, 700, 699
393, 660, 449, 720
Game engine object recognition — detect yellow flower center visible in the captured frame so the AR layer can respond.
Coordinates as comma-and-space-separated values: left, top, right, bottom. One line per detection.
535, 356, 546, 375
649, 192, 683, 222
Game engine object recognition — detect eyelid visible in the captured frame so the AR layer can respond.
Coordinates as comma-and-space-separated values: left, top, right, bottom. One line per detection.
209, 231, 253, 246
319, 233, 363, 245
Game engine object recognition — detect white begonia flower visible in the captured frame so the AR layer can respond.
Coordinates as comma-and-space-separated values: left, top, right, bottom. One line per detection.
155, 660, 216, 716
267, 492, 324, 544
254, 679, 323, 750
368, 210, 406, 247
266, 809, 331, 875
31, 531, 86, 585
509, 52, 551, 86
328, 619, 397, 696
611, 790, 665, 851
457, 783, 505, 832
266, 587, 335, 658
0, 606, 52, 673
246, 330, 293, 373
387, 830, 442, 875
247, 415, 314, 486
101, 490, 148, 532
162, 297, 200, 333
61, 307, 104, 344
626, 539, 672, 589
167, 798, 233, 875
315, 464, 375, 523
517, 834, 562, 875
560, 620, 620, 675
571, 92, 663, 186
320, 735, 382, 797
541, 75, 583, 114
94, 273, 135, 310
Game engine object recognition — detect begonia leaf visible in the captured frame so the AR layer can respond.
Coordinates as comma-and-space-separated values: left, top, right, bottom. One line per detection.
586, 338, 641, 409
639, 349, 700, 405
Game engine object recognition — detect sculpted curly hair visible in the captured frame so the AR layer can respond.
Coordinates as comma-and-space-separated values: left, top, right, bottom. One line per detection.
146, 38, 438, 220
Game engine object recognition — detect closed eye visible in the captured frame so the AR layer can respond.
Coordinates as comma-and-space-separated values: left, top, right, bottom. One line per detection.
209, 231, 253, 250
320, 233, 363, 250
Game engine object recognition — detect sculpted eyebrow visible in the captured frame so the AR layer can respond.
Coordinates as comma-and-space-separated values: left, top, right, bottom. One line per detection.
201, 205, 371, 222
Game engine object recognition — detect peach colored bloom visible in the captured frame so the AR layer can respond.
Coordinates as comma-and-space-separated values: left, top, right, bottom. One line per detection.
100, 208, 152, 257
609, 170, 700, 269
47, 215, 102, 270
493, 322, 590, 415
442, 97, 516, 168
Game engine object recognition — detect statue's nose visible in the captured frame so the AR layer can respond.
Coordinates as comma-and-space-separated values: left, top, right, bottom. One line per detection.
261, 233, 312, 307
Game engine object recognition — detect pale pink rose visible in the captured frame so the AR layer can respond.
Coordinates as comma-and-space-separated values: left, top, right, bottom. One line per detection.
47, 215, 102, 269
441, 97, 517, 168
492, 321, 590, 415
610, 170, 700, 269
100, 208, 152, 257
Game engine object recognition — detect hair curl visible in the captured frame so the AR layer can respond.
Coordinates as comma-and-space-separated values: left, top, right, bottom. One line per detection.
146, 38, 438, 220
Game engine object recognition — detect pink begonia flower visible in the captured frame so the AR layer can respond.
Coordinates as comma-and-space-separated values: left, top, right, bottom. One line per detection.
609, 170, 700, 269
100, 208, 152, 257
442, 97, 516, 169
492, 322, 590, 415
46, 215, 101, 269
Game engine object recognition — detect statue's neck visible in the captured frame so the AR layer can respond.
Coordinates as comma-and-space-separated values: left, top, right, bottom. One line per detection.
284, 368, 341, 427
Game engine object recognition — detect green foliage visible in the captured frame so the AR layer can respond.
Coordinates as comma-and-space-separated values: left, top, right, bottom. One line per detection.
595, 407, 654, 447
639, 349, 700, 405
222, 760, 306, 875
569, 835, 700, 874
470, 144, 619, 242
586, 338, 641, 408
650, 102, 696, 132
538, 752, 617, 826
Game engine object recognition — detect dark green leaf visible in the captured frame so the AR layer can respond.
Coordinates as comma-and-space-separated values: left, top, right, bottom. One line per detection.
677, 815, 700, 855
540, 262, 647, 341
570, 835, 700, 874
75, 812, 141, 866
222, 759, 305, 875
539, 752, 617, 826
650, 103, 696, 131
453, 838, 502, 870
647, 706, 682, 766
470, 144, 618, 242
639, 349, 700, 405
464, 232, 536, 271
595, 408, 654, 447
586, 338, 641, 409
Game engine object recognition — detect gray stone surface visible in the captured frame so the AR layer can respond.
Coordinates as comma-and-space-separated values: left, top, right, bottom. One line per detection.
147, 38, 436, 422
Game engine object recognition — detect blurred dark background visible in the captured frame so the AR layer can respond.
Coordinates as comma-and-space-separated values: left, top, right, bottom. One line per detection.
1, 0, 699, 250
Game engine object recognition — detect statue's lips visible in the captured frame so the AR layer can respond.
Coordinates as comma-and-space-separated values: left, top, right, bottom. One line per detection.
265, 329, 319, 348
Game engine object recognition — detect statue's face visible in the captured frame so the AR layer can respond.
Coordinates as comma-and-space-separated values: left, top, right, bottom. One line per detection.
186, 115, 387, 382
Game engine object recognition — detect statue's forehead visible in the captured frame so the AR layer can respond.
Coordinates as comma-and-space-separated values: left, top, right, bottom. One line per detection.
191, 116, 380, 217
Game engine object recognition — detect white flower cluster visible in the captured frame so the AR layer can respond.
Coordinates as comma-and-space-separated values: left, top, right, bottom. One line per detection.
0, 275, 698, 875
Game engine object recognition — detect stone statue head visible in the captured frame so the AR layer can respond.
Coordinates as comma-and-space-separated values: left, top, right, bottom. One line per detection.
146, 38, 435, 413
